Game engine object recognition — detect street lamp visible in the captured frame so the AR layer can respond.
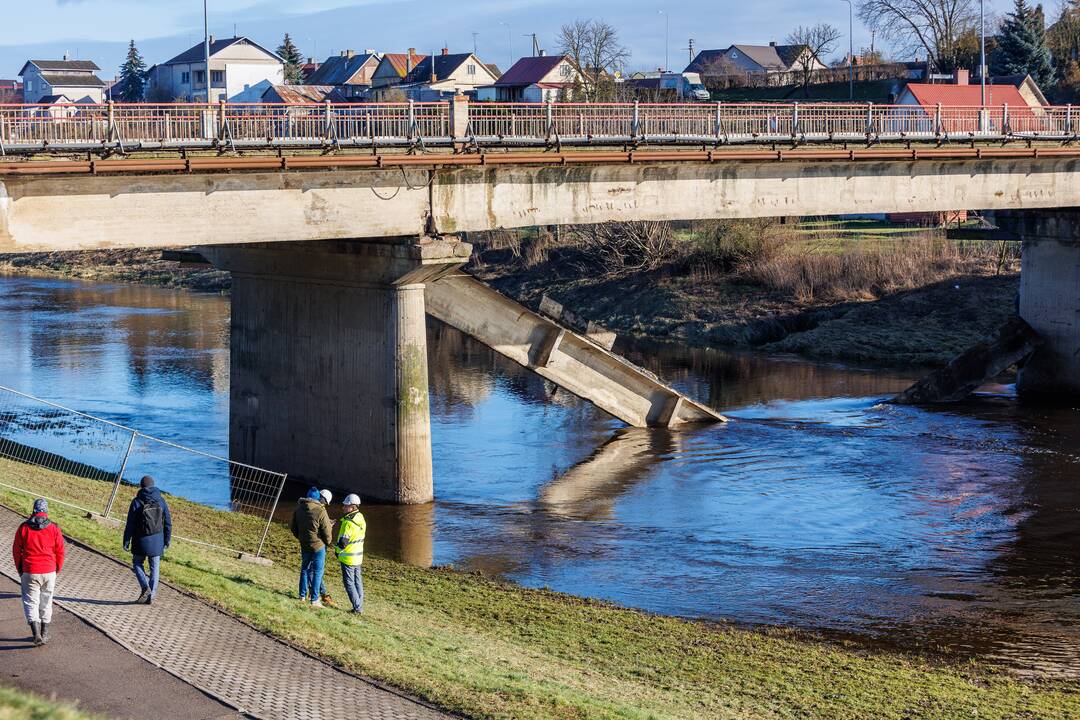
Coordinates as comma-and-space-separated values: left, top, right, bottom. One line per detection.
658, 10, 669, 71
500, 22, 512, 69
980, 0, 986, 107
203, 0, 211, 103
841, 0, 853, 101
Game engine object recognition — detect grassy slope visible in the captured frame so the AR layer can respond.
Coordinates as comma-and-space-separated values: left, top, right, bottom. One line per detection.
1, 459, 1076, 720
0, 686, 103, 720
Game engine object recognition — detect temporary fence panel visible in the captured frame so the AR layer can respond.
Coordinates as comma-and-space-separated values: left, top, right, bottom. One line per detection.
0, 385, 286, 557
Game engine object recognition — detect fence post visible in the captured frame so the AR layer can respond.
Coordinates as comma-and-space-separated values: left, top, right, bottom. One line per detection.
545, 100, 554, 141
106, 100, 115, 144
865, 102, 874, 137
407, 99, 416, 140
255, 474, 287, 558
103, 431, 137, 518
791, 101, 799, 138
324, 100, 333, 140
714, 101, 723, 140
934, 102, 942, 137
1068, 104, 1074, 136
632, 100, 640, 140
1002, 103, 1009, 136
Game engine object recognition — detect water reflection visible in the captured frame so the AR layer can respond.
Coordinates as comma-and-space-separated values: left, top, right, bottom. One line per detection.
2, 275, 1080, 676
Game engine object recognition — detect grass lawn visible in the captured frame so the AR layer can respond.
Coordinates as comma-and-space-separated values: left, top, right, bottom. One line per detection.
1, 458, 1077, 719
0, 686, 104, 720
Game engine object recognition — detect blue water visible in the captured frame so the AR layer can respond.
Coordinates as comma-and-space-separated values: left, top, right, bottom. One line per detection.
2, 274, 1078, 675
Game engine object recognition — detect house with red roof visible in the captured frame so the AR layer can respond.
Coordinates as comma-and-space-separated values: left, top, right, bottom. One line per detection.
476, 53, 582, 102
895, 69, 1046, 134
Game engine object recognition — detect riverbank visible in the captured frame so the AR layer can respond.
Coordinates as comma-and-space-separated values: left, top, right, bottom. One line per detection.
1, 221, 1018, 368
2, 459, 1076, 720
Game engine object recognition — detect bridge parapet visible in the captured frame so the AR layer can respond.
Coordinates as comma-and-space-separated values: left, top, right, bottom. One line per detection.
1, 99, 1076, 155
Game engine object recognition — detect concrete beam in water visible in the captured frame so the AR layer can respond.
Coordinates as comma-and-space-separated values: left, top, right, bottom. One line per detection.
424, 273, 724, 427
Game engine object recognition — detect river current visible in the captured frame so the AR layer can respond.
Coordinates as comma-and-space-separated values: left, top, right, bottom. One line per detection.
1, 274, 1078, 676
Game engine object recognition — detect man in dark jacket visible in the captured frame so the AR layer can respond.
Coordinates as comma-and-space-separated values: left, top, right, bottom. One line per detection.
123, 476, 172, 605
11, 498, 65, 645
289, 487, 333, 608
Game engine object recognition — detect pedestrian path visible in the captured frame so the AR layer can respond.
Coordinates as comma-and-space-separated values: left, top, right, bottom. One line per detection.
0, 506, 449, 720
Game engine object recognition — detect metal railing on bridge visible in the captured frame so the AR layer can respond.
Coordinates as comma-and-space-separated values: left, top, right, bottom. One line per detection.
0, 100, 1076, 154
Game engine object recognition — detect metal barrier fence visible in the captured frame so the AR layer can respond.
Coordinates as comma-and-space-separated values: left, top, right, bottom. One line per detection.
0, 385, 287, 558
0, 100, 1076, 154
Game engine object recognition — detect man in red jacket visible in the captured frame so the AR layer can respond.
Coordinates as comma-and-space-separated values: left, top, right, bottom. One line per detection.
11, 498, 65, 646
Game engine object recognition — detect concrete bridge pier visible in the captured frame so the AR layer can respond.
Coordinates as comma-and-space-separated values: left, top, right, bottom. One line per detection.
1000, 209, 1080, 401
200, 237, 470, 504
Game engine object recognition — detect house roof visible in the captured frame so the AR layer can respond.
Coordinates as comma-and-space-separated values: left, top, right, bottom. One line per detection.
161, 37, 282, 66
987, 73, 1049, 105
305, 53, 378, 85
37, 94, 74, 104
263, 84, 347, 103
402, 53, 477, 84
728, 44, 808, 71
494, 55, 565, 86
38, 72, 107, 88
379, 53, 428, 78
22, 59, 101, 73
902, 82, 1033, 108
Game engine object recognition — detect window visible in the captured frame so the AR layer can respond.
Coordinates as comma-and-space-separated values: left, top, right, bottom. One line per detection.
467, 64, 476, 75
560, 63, 573, 78
181, 71, 190, 84
211, 70, 224, 84
195, 70, 206, 84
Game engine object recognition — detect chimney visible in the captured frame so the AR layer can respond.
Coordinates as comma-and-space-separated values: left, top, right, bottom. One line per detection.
539, 49, 547, 57
347, 49, 355, 58
365, 48, 376, 55
63, 51, 70, 61
954, 68, 969, 85
209, 35, 215, 45
769, 41, 776, 47
441, 47, 449, 56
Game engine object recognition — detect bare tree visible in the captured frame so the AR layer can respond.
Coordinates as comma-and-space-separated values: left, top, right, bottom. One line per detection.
557, 19, 630, 101
786, 24, 842, 94
858, 0, 979, 72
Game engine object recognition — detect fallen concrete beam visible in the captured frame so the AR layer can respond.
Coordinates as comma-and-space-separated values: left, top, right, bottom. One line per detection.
425, 273, 725, 427
892, 316, 1041, 404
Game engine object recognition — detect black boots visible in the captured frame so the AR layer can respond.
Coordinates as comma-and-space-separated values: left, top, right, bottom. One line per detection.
29, 621, 42, 646
40, 622, 50, 644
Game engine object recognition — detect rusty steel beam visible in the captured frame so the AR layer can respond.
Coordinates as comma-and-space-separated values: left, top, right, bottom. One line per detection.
3, 146, 1080, 176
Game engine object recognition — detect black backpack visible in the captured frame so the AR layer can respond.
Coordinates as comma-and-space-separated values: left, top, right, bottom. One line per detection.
139, 499, 164, 537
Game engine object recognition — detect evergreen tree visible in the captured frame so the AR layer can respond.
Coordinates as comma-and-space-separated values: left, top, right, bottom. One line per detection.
992, 0, 1055, 87
277, 34, 304, 84
118, 39, 147, 102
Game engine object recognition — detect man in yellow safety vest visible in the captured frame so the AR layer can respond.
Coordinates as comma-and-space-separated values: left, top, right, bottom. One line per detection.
334, 494, 366, 614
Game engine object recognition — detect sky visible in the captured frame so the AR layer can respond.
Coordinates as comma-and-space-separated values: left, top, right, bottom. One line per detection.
0, 0, 1010, 81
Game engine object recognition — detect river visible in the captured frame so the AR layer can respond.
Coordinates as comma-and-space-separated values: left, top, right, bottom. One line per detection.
1, 274, 1078, 677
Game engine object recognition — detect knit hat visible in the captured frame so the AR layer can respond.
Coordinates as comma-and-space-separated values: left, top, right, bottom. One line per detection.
140, 476, 155, 489
32, 498, 47, 514
306, 487, 321, 501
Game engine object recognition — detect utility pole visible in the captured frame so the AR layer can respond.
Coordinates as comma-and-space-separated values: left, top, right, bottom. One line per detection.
522, 33, 540, 57
841, 0, 853, 101
500, 21, 512, 68
472, 32, 479, 55
203, 0, 211, 103
688, 38, 695, 64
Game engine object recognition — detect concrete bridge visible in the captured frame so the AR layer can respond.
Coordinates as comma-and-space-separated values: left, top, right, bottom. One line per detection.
2, 100, 1079, 503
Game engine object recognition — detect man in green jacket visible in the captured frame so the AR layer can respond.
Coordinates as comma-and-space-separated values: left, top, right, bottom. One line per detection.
334, 494, 366, 614
289, 487, 333, 607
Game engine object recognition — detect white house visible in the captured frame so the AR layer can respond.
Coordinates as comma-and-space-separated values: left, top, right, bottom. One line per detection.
19, 59, 106, 104
476, 54, 581, 102
147, 36, 284, 102
382, 50, 499, 101
686, 42, 827, 81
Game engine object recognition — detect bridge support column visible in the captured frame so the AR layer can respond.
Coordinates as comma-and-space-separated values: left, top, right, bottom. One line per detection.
1002, 209, 1080, 401
200, 238, 470, 504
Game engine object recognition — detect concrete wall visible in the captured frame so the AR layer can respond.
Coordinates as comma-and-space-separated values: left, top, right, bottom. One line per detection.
6, 157, 1080, 251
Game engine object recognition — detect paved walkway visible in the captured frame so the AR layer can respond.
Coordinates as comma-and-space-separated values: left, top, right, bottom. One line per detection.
0, 507, 449, 720
1, 576, 241, 719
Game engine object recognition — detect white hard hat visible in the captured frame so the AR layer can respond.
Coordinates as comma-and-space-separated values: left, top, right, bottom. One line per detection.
343, 493, 361, 506
319, 489, 332, 504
